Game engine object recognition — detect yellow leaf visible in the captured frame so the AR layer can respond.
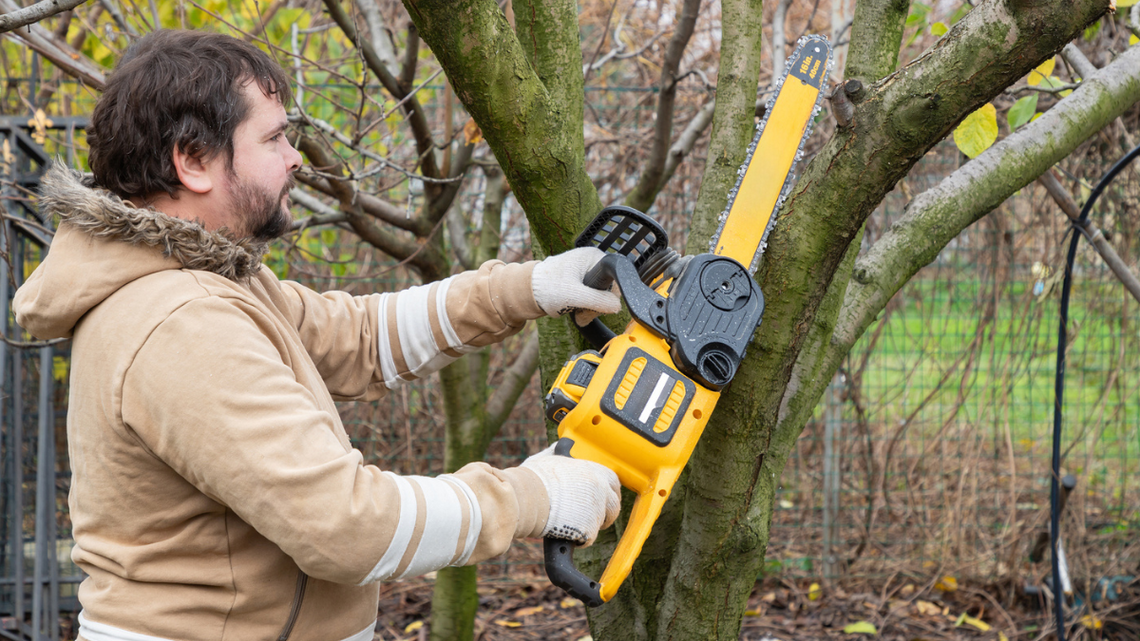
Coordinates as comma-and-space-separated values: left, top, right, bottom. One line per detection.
744, 609, 762, 616
1000, 633, 1009, 641
913, 600, 941, 616
808, 583, 822, 601
52, 356, 69, 383
463, 118, 483, 145
494, 620, 522, 628
952, 105, 998, 159
961, 615, 991, 632
934, 575, 959, 592
1117, 0, 1137, 7
1028, 58, 1056, 86
404, 620, 423, 633
1080, 614, 1103, 629
561, 598, 583, 609
1130, 34, 1138, 46
515, 605, 544, 617
843, 621, 878, 635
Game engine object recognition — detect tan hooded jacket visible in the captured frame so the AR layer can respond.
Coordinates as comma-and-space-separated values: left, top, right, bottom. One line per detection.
13, 167, 550, 641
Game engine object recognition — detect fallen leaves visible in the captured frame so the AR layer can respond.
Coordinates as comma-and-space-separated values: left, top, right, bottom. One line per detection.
843, 620, 878, 635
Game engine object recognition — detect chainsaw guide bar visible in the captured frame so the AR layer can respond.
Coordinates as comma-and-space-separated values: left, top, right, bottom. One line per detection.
710, 34, 833, 274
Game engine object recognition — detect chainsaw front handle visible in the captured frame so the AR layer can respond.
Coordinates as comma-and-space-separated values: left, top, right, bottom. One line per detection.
543, 438, 604, 607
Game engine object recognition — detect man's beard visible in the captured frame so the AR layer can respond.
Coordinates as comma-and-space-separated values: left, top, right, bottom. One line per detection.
226, 173, 296, 241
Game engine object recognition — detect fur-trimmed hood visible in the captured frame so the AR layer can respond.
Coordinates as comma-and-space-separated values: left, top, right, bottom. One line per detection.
13, 165, 268, 339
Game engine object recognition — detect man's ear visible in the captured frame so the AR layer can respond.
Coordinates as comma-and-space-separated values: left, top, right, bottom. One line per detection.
171, 146, 215, 195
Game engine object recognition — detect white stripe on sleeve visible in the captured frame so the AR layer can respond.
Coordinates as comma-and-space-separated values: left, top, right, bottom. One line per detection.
394, 281, 444, 377
376, 293, 402, 389
394, 475, 468, 579
441, 474, 481, 566
358, 473, 418, 584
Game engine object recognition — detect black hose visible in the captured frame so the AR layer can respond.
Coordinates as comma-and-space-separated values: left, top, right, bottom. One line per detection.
1049, 141, 1140, 641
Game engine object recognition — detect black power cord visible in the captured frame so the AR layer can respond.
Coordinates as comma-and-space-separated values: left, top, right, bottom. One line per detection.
1050, 141, 1140, 641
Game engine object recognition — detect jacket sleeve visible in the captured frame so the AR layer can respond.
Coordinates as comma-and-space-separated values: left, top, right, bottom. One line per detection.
119, 296, 549, 585
273, 259, 544, 399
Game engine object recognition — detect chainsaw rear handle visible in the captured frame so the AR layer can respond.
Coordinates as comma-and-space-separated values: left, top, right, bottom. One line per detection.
543, 438, 605, 607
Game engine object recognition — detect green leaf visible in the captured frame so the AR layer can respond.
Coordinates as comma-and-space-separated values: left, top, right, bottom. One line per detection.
843, 621, 878, 635
1083, 20, 1101, 41
953, 103, 998, 158
930, 22, 948, 36
906, 2, 931, 25
1007, 94, 1038, 131
949, 4, 971, 23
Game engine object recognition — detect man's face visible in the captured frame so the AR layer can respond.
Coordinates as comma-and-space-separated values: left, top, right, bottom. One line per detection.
219, 82, 302, 240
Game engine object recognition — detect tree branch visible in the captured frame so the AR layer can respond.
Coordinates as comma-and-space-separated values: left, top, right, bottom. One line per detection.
1038, 170, 1140, 305
483, 329, 540, 440
288, 187, 349, 230
404, 0, 602, 254
0, 0, 87, 35
771, 0, 790, 79
294, 171, 419, 233
844, 0, 910, 83
779, 43, 1140, 470
356, 0, 401, 77
0, 0, 105, 89
659, 98, 716, 188
623, 0, 702, 212
683, 0, 763, 255
295, 136, 436, 271
322, 0, 441, 182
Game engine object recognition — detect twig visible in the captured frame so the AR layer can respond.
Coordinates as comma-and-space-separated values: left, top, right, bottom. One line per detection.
0, 0, 88, 35
1038, 170, 1140, 306
0, 333, 68, 348
293, 114, 464, 185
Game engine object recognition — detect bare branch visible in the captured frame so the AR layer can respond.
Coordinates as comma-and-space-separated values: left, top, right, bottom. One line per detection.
288, 188, 349, 231
356, 0, 401, 76
1038, 170, 1140, 306
844, 0, 911, 82
1061, 42, 1098, 79
322, 0, 441, 181
623, 0, 703, 212
0, 0, 88, 35
0, 333, 68, 348
771, 0, 790, 79
294, 172, 418, 233
295, 136, 426, 267
0, 0, 105, 89
659, 98, 715, 188
484, 329, 540, 433
294, 113, 461, 185
398, 22, 419, 92
98, 0, 135, 37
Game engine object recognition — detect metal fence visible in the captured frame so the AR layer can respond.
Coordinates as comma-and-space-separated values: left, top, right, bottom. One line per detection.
1, 97, 1138, 639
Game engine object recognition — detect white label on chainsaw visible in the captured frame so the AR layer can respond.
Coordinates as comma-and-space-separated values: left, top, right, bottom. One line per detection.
641, 373, 672, 424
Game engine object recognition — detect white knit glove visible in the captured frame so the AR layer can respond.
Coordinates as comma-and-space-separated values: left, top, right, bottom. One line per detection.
520, 445, 621, 546
532, 247, 622, 326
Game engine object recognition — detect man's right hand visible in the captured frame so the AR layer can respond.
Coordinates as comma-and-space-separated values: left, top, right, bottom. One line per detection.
520, 445, 621, 546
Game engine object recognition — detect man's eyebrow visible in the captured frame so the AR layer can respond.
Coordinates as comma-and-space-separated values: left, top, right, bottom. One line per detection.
267, 121, 288, 138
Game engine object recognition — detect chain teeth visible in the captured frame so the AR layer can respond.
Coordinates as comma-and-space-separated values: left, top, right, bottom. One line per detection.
709, 35, 834, 274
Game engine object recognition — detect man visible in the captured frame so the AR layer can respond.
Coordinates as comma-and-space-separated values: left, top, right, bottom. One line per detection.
14, 30, 621, 641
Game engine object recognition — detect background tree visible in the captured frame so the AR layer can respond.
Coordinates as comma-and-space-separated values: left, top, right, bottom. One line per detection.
2, 0, 1139, 640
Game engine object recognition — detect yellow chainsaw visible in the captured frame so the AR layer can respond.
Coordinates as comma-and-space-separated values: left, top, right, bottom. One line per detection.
543, 35, 832, 607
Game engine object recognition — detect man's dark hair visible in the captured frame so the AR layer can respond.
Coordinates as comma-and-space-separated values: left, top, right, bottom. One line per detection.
88, 30, 293, 200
